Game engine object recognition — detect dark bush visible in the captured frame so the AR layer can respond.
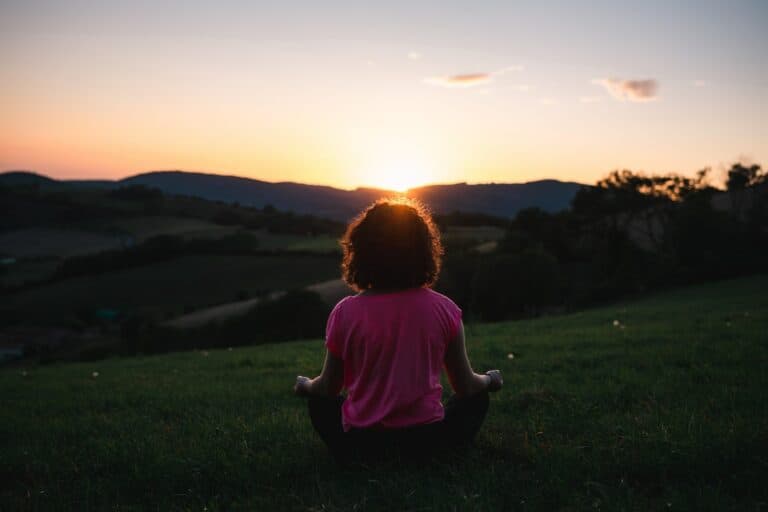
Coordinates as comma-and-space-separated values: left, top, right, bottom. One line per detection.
470, 248, 560, 321
128, 290, 331, 355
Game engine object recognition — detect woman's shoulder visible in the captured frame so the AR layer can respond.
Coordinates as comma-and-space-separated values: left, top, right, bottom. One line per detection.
334, 287, 459, 311
423, 287, 460, 308
331, 294, 356, 313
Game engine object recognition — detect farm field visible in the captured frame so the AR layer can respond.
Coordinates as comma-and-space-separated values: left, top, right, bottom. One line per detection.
4, 253, 340, 323
1, 275, 766, 510
0, 227, 126, 259
443, 225, 507, 242
98, 217, 340, 251
102, 216, 236, 242
246, 231, 339, 252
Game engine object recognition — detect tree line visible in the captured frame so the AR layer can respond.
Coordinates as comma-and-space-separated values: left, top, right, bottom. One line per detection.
437, 163, 768, 321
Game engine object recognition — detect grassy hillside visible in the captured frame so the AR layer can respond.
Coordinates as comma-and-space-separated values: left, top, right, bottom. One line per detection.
1, 276, 767, 510
6, 254, 339, 323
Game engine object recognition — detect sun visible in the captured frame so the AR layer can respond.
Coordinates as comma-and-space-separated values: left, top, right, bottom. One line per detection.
360, 156, 435, 192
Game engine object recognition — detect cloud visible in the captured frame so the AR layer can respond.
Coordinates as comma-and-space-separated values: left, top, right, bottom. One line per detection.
593, 78, 658, 102
424, 73, 492, 88
408, 52, 422, 60
424, 65, 522, 88
579, 96, 601, 103
693, 79, 708, 87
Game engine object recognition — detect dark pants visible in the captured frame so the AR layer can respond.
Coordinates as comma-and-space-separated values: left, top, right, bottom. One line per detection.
308, 392, 489, 463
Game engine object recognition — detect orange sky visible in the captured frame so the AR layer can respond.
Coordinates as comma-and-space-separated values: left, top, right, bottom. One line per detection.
1, 1, 766, 190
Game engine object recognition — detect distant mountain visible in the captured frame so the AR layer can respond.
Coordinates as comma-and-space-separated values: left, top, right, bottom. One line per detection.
409, 181, 583, 219
1, 170, 584, 220
0, 171, 115, 189
120, 171, 585, 219
0, 171, 59, 187
120, 171, 386, 221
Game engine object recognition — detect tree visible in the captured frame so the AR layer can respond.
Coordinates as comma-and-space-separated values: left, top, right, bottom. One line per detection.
726, 163, 763, 191
726, 163, 766, 219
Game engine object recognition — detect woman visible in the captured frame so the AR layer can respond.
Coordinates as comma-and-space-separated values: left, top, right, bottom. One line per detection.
294, 198, 502, 462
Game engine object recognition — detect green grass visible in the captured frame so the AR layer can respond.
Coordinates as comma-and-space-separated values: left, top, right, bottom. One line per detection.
6, 253, 339, 322
1, 276, 767, 510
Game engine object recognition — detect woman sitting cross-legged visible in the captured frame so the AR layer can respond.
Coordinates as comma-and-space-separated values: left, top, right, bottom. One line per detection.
294, 198, 503, 463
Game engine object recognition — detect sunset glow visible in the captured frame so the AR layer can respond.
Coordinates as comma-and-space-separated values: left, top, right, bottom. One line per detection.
362, 161, 434, 192
357, 146, 436, 191
1, 1, 767, 188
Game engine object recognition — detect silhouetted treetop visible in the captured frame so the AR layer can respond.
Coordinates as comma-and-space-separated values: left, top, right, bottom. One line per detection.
727, 163, 765, 191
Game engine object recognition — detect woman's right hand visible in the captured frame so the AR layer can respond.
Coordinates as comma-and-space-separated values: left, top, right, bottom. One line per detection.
294, 375, 312, 397
485, 369, 503, 392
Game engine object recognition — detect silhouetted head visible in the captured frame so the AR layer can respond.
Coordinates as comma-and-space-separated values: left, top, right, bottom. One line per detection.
341, 198, 443, 291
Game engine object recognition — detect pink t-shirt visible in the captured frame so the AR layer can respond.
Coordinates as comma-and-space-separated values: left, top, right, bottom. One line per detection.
325, 287, 462, 431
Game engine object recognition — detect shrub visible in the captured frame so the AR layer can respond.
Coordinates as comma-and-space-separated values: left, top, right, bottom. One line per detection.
470, 248, 561, 321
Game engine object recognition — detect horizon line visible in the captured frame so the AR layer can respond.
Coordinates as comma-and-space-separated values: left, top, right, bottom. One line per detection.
0, 168, 587, 192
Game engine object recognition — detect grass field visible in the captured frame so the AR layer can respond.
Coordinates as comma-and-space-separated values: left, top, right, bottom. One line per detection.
1, 276, 767, 510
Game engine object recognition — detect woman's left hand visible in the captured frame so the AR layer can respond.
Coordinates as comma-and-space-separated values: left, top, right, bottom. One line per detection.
485, 369, 503, 392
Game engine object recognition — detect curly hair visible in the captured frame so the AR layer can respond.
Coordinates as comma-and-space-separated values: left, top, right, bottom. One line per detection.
341, 198, 443, 291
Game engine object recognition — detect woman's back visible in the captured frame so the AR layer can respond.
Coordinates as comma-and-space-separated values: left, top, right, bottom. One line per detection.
294, 198, 502, 462
326, 287, 461, 431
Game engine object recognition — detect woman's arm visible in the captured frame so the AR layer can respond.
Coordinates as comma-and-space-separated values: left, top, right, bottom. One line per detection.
294, 350, 344, 397
444, 320, 503, 397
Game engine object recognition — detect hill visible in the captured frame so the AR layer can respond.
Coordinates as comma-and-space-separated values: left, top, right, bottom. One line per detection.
0, 170, 115, 189
409, 180, 583, 218
1, 276, 766, 510
1, 170, 584, 220
123, 171, 385, 221
0, 171, 59, 187
0, 178, 345, 295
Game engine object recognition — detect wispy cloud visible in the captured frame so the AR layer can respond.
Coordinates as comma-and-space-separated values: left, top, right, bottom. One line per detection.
593, 78, 658, 102
408, 52, 422, 60
579, 96, 601, 103
424, 65, 523, 88
424, 73, 492, 88
692, 79, 708, 87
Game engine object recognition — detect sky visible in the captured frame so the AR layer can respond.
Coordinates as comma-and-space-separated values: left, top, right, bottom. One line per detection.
1, 0, 767, 191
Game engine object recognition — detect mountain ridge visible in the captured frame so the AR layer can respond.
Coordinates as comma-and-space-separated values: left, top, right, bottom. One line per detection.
1, 169, 584, 220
